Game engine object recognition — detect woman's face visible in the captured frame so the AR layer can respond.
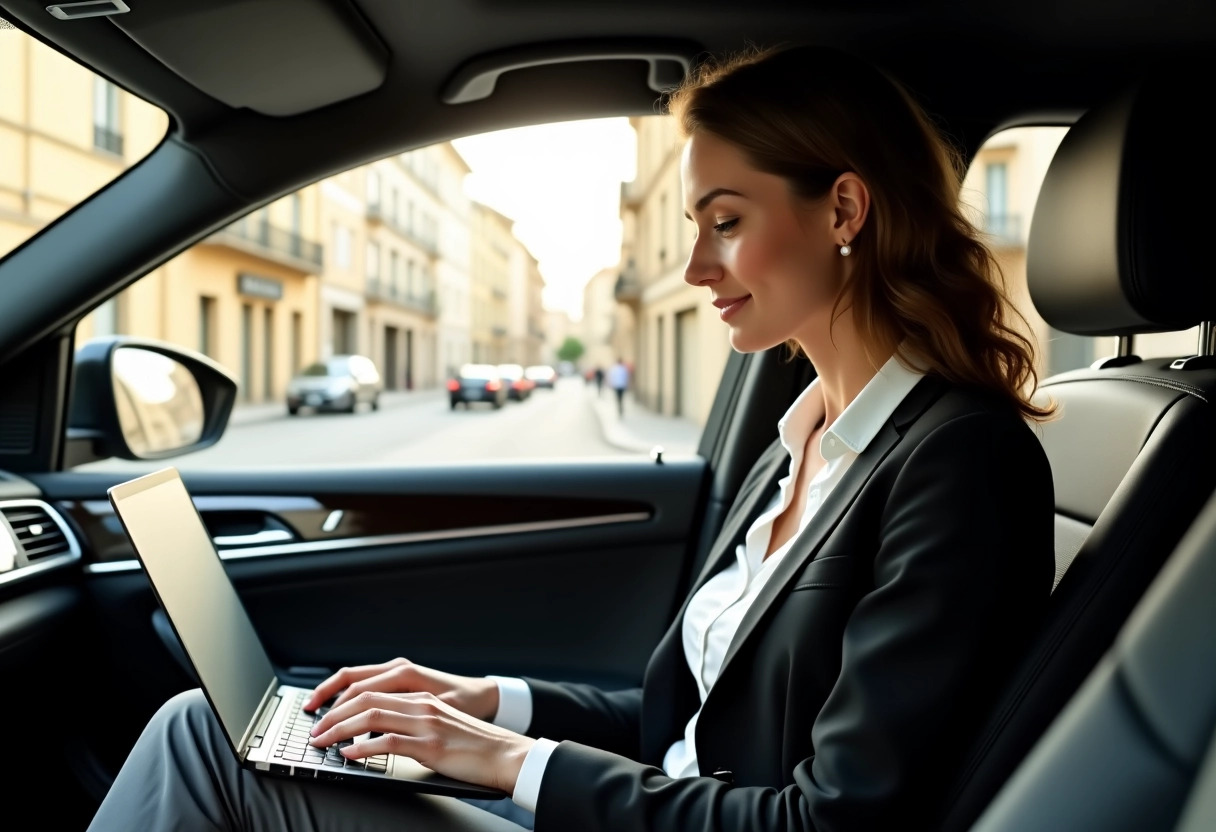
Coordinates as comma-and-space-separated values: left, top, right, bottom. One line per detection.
681, 131, 844, 354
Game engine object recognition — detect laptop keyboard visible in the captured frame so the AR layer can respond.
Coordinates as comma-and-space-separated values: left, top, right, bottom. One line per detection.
272, 690, 389, 772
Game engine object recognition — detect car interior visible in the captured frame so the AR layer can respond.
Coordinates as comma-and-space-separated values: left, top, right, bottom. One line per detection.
0, 1, 1213, 829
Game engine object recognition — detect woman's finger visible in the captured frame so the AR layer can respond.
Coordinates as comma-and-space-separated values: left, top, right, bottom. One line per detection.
310, 691, 439, 743
304, 658, 408, 711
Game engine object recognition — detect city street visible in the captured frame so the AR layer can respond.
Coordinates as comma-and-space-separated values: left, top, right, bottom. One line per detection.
78, 377, 701, 472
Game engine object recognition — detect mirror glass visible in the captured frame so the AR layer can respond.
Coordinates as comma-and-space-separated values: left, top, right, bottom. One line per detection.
112, 347, 205, 456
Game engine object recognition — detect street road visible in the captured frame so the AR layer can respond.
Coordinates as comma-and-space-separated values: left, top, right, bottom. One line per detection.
79, 377, 632, 472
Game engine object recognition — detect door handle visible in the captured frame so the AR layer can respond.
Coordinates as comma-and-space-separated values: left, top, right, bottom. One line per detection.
213, 528, 294, 547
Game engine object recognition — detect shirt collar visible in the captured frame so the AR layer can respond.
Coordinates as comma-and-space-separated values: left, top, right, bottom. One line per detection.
777, 353, 925, 461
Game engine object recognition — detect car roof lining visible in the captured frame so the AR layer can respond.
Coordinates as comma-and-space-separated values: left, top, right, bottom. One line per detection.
4, 0, 1213, 192
0, 0, 1212, 360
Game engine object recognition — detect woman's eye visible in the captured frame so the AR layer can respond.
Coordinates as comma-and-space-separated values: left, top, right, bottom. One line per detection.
712, 218, 739, 235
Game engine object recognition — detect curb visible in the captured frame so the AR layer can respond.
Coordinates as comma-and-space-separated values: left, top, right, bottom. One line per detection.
228, 389, 445, 428
586, 390, 667, 454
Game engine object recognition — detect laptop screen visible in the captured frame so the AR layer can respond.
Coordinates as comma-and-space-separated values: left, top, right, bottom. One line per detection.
109, 467, 278, 751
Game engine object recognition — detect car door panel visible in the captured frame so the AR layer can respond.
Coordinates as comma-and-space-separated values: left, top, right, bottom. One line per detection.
32, 457, 708, 752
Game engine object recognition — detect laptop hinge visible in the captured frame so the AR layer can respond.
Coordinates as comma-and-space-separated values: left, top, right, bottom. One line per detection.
238, 678, 283, 756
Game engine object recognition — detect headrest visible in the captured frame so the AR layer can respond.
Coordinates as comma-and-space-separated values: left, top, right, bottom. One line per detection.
1027, 67, 1216, 336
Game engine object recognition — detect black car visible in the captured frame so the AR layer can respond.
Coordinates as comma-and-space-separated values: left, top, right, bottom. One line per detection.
447, 363, 507, 409
0, 2, 1213, 830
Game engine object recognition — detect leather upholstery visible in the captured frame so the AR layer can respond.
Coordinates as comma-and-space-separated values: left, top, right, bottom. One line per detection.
969, 486, 1216, 832
939, 65, 1216, 830
1027, 70, 1216, 336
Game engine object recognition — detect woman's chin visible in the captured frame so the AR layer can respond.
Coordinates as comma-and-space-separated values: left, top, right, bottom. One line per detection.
728, 329, 783, 354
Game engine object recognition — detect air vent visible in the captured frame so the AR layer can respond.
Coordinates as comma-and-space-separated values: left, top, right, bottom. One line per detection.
0, 503, 72, 561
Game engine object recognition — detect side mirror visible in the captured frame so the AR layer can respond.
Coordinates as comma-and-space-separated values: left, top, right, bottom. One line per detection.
65, 336, 238, 467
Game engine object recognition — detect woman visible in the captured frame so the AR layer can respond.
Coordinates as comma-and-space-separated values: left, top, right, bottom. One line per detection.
87, 43, 1055, 832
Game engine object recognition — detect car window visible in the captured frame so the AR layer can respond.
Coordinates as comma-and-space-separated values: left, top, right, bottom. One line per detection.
60, 113, 716, 471
0, 26, 168, 273
59, 115, 1188, 473
298, 362, 330, 376
961, 125, 1200, 376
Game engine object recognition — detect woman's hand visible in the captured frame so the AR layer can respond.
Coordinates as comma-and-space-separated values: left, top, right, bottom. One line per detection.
308, 691, 534, 794
303, 658, 499, 721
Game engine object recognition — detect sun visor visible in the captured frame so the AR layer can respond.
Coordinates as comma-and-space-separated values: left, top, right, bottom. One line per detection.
107, 0, 388, 117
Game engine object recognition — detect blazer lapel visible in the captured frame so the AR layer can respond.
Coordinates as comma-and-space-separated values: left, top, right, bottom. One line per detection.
689, 440, 789, 593
712, 376, 947, 681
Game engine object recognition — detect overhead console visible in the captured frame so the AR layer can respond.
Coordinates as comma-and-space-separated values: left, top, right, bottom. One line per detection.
106, 0, 390, 116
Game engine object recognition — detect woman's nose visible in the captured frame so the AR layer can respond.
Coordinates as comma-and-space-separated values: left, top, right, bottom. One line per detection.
684, 239, 720, 287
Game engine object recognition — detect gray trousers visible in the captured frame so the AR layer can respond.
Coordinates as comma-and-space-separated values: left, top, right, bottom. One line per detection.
86, 690, 536, 832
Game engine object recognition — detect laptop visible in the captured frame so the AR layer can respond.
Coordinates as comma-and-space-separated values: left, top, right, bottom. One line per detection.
108, 465, 505, 799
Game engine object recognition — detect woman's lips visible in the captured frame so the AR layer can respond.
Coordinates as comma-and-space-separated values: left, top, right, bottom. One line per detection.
714, 295, 751, 322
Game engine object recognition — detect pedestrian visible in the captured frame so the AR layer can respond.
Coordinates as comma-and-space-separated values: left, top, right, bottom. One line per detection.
608, 357, 629, 417
86, 42, 1056, 832
593, 365, 604, 395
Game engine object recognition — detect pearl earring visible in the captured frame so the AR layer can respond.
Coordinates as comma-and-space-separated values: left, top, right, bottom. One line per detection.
839, 243, 852, 257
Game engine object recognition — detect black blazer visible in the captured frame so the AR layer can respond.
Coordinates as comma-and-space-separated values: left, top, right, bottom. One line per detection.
522, 377, 1055, 832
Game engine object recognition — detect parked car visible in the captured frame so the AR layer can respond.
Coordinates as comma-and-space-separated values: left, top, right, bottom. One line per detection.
447, 363, 507, 409
0, 3, 1212, 831
497, 363, 534, 401
525, 364, 557, 389
285, 354, 381, 415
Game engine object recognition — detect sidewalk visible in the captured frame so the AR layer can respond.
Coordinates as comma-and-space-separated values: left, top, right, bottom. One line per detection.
587, 385, 702, 457
226, 388, 444, 426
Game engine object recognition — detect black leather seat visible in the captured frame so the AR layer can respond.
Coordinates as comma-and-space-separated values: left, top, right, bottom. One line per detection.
939, 68, 1216, 830
969, 475, 1216, 831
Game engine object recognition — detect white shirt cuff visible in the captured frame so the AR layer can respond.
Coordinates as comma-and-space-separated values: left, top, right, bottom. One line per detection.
486, 676, 532, 733
512, 738, 559, 812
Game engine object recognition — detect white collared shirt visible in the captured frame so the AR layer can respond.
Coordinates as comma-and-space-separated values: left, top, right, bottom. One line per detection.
492, 354, 925, 811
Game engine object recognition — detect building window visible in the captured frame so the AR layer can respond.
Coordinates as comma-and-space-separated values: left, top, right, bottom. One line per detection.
199, 296, 216, 357
985, 162, 1015, 241
366, 241, 380, 284
240, 304, 253, 401
366, 170, 381, 207
93, 296, 119, 336
92, 77, 123, 155
291, 311, 302, 374
659, 192, 668, 264
333, 223, 351, 269
389, 250, 400, 298
263, 307, 274, 400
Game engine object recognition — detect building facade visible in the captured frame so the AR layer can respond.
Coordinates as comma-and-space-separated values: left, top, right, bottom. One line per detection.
2, 36, 552, 407
508, 239, 546, 368
616, 116, 730, 424
470, 202, 514, 364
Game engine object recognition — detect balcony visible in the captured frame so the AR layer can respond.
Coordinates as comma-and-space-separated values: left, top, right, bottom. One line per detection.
620, 179, 643, 209
208, 219, 323, 272
615, 262, 642, 305
366, 202, 440, 257
983, 214, 1024, 248
93, 126, 124, 156
365, 278, 438, 317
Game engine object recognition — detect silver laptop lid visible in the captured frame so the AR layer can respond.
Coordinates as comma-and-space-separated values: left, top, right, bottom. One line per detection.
108, 467, 279, 753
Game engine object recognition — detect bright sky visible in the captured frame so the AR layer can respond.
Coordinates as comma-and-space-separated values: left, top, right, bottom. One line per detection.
452, 118, 637, 321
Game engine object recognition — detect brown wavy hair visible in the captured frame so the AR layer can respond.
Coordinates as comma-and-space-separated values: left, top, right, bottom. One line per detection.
665, 44, 1054, 422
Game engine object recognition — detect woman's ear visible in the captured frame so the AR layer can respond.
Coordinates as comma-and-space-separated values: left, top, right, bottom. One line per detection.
831, 173, 870, 246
